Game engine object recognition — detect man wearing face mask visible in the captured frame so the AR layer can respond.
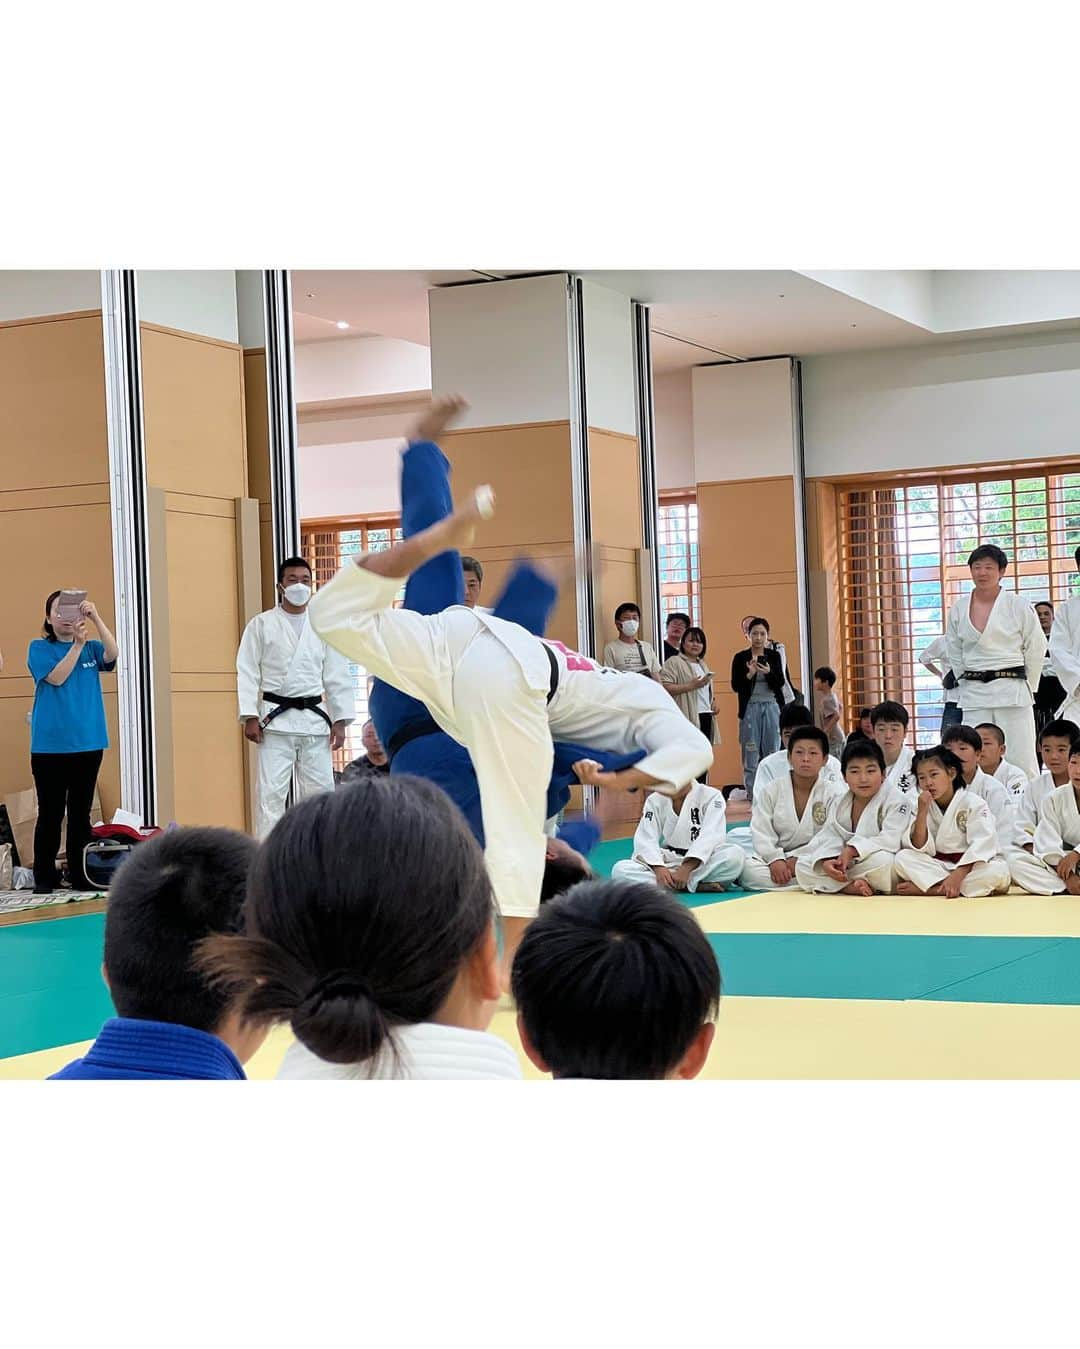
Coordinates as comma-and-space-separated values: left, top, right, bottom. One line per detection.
602, 602, 662, 679
237, 557, 356, 837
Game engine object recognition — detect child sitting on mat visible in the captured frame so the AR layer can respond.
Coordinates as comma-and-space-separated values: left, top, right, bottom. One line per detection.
1009, 740, 1080, 895
795, 740, 911, 896
610, 778, 746, 894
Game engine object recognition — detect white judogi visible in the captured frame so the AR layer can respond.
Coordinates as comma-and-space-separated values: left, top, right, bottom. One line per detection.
237, 606, 355, 838
1049, 596, 1080, 724
962, 767, 1018, 850
1013, 770, 1061, 849
894, 788, 1010, 897
611, 783, 745, 893
308, 561, 712, 920
993, 759, 1029, 801
944, 589, 1043, 779
739, 772, 845, 891
919, 634, 961, 715
754, 747, 842, 794
884, 745, 917, 798
795, 784, 912, 894
1008, 782, 1080, 894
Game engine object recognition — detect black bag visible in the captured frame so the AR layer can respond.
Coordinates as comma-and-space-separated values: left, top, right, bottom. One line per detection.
635, 641, 655, 676
82, 839, 138, 891
0, 803, 20, 869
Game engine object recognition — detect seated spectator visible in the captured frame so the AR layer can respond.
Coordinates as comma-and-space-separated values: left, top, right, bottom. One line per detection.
659, 626, 718, 782
846, 707, 875, 745
894, 746, 1010, 897
339, 719, 390, 784
796, 740, 910, 895
510, 879, 721, 1079
1010, 741, 1080, 895
754, 703, 843, 793
739, 727, 845, 891
940, 723, 1016, 845
602, 602, 661, 678
975, 722, 1028, 800
200, 775, 521, 1080
50, 828, 264, 1079
663, 611, 691, 661
611, 777, 745, 894
813, 666, 846, 758
871, 700, 916, 796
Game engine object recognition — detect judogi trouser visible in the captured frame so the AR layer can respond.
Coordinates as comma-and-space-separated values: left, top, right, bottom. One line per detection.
794, 850, 895, 894
1007, 851, 1067, 895
894, 851, 1011, 896
611, 844, 746, 893
256, 731, 335, 839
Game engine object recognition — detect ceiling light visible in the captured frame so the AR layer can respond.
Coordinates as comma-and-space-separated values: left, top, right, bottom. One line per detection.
336, 320, 350, 330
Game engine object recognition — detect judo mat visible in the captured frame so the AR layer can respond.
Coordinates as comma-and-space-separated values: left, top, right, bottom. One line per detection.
3, 836, 1080, 1079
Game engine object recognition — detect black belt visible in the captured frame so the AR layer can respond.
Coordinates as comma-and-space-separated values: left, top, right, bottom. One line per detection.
260, 692, 333, 731
960, 667, 1027, 683
544, 644, 559, 703
385, 716, 440, 763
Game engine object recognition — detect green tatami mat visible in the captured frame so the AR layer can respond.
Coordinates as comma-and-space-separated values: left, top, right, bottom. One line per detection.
705, 933, 1080, 1005
0, 914, 112, 1059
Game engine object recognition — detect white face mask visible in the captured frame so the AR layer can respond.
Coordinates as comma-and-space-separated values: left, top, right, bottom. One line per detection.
620, 619, 640, 636
282, 583, 312, 607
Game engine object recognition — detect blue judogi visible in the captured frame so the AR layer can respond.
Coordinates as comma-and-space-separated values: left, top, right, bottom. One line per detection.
49, 1018, 246, 1080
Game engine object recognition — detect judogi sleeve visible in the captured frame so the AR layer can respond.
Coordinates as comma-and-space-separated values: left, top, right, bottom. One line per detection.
236, 617, 263, 722
1015, 781, 1040, 845
802, 801, 848, 864
685, 796, 727, 864
1020, 599, 1046, 693
750, 779, 785, 864
851, 792, 912, 858
1034, 792, 1069, 867
903, 805, 936, 855
632, 795, 666, 867
322, 640, 356, 726
1050, 602, 1080, 703
958, 798, 1001, 866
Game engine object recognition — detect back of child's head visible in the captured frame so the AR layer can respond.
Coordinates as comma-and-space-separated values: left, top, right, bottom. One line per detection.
104, 826, 256, 1033
912, 745, 964, 787
871, 699, 910, 728
510, 879, 721, 1080
779, 702, 814, 734
1041, 718, 1080, 745
814, 666, 837, 686
787, 725, 830, 758
201, 774, 495, 1066
841, 739, 886, 774
942, 723, 982, 753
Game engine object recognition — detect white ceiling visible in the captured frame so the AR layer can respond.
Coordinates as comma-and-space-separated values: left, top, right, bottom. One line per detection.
291, 269, 1080, 373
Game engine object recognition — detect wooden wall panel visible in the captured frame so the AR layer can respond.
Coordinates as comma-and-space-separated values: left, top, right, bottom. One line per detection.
243, 350, 275, 609
805, 478, 844, 712
170, 692, 247, 829
594, 547, 641, 657
164, 504, 241, 673
588, 429, 642, 549
141, 326, 248, 499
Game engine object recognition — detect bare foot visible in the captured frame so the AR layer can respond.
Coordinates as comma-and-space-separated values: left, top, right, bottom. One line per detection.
1065, 872, 1080, 896
896, 881, 925, 896
413, 394, 468, 444
841, 879, 873, 897
695, 882, 729, 893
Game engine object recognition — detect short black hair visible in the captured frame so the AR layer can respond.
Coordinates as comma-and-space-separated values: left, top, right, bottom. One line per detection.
1074, 545, 1080, 572
462, 556, 483, 583
814, 666, 837, 686
779, 703, 814, 733
278, 555, 312, 585
1035, 600, 1054, 613
747, 616, 771, 635
912, 745, 964, 790
967, 543, 1008, 570
787, 725, 830, 758
615, 601, 641, 623
974, 722, 1005, 747
942, 724, 982, 753
104, 827, 256, 1033
42, 588, 62, 641
665, 612, 691, 630
200, 775, 496, 1067
871, 700, 910, 729
540, 854, 592, 903
841, 739, 886, 774
680, 626, 708, 657
511, 879, 721, 1080
1041, 718, 1080, 745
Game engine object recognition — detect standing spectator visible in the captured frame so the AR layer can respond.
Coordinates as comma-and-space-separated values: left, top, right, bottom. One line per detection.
919, 634, 962, 736
812, 666, 846, 757
27, 590, 118, 894
848, 707, 875, 744
659, 627, 718, 783
339, 720, 390, 785
743, 615, 799, 705
663, 611, 691, 661
601, 602, 661, 678
730, 617, 785, 802
1033, 601, 1066, 737
461, 556, 484, 609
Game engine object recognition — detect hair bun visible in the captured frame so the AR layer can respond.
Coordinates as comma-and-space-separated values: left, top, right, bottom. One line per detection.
301, 970, 373, 1009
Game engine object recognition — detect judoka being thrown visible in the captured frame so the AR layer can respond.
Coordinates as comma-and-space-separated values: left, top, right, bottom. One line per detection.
308, 396, 713, 973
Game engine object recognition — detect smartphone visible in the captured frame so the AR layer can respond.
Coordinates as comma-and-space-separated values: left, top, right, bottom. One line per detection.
56, 589, 87, 624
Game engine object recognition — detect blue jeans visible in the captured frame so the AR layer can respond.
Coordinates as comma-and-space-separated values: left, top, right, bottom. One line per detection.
740, 699, 781, 802
940, 702, 962, 737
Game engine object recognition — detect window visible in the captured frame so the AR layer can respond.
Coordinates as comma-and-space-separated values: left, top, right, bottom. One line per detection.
300, 515, 404, 771
657, 492, 700, 627
838, 469, 1080, 746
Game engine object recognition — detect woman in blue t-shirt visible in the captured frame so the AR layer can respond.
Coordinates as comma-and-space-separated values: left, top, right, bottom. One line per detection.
27, 590, 118, 894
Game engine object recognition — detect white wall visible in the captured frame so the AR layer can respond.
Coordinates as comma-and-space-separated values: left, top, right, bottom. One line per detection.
582, 279, 636, 435
295, 335, 431, 404
803, 331, 1080, 477
429, 274, 572, 427
653, 369, 694, 489
692, 358, 797, 482
0, 270, 101, 320
298, 438, 402, 519
235, 271, 266, 348
137, 270, 239, 343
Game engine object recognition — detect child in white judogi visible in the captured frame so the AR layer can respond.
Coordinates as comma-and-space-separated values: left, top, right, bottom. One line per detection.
894, 746, 1011, 898
795, 741, 911, 895
870, 701, 918, 798
975, 723, 1028, 801
611, 781, 745, 894
753, 706, 843, 795
940, 724, 1018, 850
739, 727, 845, 891
1009, 742, 1080, 895
1012, 719, 1077, 852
